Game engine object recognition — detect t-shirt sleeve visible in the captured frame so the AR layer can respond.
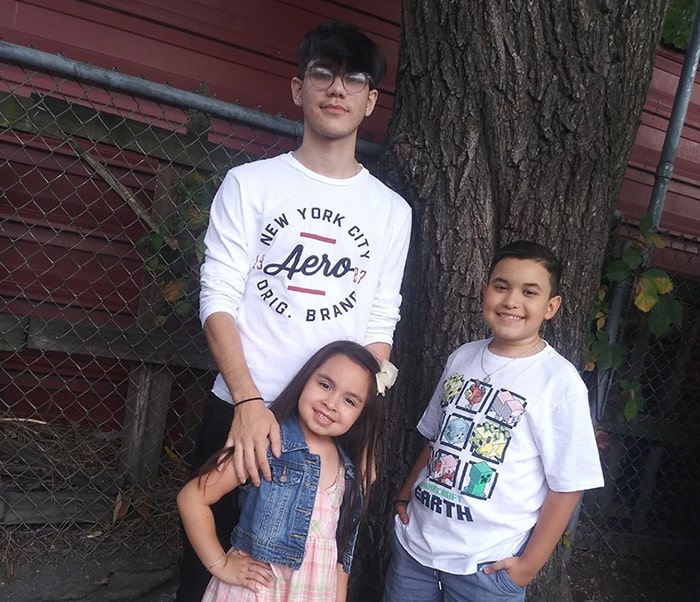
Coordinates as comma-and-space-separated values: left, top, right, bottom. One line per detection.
534, 374, 604, 492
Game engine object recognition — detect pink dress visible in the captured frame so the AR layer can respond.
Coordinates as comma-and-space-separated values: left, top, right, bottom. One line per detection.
201, 465, 345, 602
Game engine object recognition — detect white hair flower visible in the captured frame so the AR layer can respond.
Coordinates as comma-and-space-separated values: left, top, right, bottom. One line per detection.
376, 360, 398, 396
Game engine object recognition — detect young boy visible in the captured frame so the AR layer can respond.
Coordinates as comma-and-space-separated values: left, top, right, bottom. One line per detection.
383, 241, 603, 602
176, 21, 411, 602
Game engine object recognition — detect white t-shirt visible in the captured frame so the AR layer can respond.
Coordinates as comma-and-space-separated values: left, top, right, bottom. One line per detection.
394, 339, 604, 575
199, 152, 412, 403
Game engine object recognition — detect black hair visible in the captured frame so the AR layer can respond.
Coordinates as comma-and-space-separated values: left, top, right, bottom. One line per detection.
297, 21, 387, 89
195, 340, 382, 565
488, 240, 563, 296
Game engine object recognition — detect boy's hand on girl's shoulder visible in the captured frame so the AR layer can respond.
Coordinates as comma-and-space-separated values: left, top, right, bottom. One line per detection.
224, 400, 282, 486
482, 556, 536, 588
213, 549, 274, 591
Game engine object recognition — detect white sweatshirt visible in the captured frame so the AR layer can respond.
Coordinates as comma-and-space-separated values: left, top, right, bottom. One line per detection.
199, 152, 412, 403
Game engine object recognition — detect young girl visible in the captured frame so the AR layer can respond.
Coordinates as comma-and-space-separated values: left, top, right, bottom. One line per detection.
177, 340, 388, 602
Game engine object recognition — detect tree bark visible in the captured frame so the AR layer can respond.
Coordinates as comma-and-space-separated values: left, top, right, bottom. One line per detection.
350, 1, 669, 600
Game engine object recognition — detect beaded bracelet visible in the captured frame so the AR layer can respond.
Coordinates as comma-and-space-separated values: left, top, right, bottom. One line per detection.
233, 395, 264, 408
206, 551, 226, 571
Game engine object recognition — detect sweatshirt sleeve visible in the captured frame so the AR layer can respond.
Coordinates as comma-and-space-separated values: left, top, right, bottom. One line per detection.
198, 170, 254, 325
363, 197, 412, 347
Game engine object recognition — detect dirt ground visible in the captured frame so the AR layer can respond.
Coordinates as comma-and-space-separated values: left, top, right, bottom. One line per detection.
3, 546, 696, 601
567, 548, 697, 602
2, 529, 697, 601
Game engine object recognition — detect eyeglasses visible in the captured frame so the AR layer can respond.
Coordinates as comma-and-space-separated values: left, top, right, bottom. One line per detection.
305, 66, 372, 94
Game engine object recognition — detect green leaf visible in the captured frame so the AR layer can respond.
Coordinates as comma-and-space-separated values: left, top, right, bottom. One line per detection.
173, 299, 194, 317
605, 259, 632, 282
648, 233, 665, 249
666, 295, 683, 327
562, 530, 572, 548
638, 213, 654, 237
648, 304, 669, 337
609, 342, 627, 370
648, 295, 683, 337
624, 398, 639, 421
644, 268, 674, 295
634, 277, 659, 312
661, 0, 696, 50
622, 245, 643, 270
597, 346, 613, 369
589, 331, 627, 370
146, 257, 164, 273
621, 379, 645, 421
620, 379, 641, 394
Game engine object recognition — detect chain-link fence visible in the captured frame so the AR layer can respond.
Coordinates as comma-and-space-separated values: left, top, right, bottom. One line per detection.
577, 221, 700, 561
1, 43, 698, 577
0, 45, 304, 571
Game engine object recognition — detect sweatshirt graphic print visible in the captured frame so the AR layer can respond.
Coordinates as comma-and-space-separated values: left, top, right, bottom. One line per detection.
200, 153, 412, 402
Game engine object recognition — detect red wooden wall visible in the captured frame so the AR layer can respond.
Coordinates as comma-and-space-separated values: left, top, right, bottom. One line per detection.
1, 1, 699, 427
0, 0, 401, 427
617, 47, 700, 278
0, 0, 400, 142
2, 1, 698, 244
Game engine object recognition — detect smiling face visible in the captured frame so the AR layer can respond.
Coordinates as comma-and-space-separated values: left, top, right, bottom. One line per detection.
297, 353, 372, 445
290, 61, 378, 144
482, 257, 562, 354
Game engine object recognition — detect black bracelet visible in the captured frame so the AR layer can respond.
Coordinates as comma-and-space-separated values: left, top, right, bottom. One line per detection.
393, 498, 410, 507
233, 396, 264, 408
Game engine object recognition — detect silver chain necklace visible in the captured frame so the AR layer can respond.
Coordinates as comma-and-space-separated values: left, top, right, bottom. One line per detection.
479, 339, 544, 384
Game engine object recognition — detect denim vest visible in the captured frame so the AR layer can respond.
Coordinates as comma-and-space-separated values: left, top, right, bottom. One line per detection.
231, 415, 362, 573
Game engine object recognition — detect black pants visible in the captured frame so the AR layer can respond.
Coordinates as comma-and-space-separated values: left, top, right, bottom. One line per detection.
175, 394, 240, 602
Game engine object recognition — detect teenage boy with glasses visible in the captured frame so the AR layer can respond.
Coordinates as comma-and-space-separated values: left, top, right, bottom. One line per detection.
174, 21, 412, 601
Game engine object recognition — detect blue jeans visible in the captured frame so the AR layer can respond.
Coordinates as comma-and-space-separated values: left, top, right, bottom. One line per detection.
382, 532, 526, 602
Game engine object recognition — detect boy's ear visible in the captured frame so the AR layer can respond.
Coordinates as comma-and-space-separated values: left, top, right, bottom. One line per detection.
290, 77, 303, 107
365, 89, 378, 117
545, 295, 562, 320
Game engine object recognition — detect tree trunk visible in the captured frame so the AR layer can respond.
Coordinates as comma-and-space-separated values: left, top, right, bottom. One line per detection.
350, 1, 669, 600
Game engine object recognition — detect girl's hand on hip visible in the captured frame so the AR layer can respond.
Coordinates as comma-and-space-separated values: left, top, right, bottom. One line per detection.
215, 549, 274, 591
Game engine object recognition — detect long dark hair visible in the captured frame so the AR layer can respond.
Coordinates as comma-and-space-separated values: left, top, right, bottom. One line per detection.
268, 340, 382, 557
197, 340, 382, 560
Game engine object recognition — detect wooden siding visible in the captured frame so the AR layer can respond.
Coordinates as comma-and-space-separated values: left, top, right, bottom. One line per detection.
3, 2, 697, 239
2, 2, 700, 429
617, 47, 700, 277
618, 48, 700, 234
0, 0, 401, 143
1, 0, 403, 427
